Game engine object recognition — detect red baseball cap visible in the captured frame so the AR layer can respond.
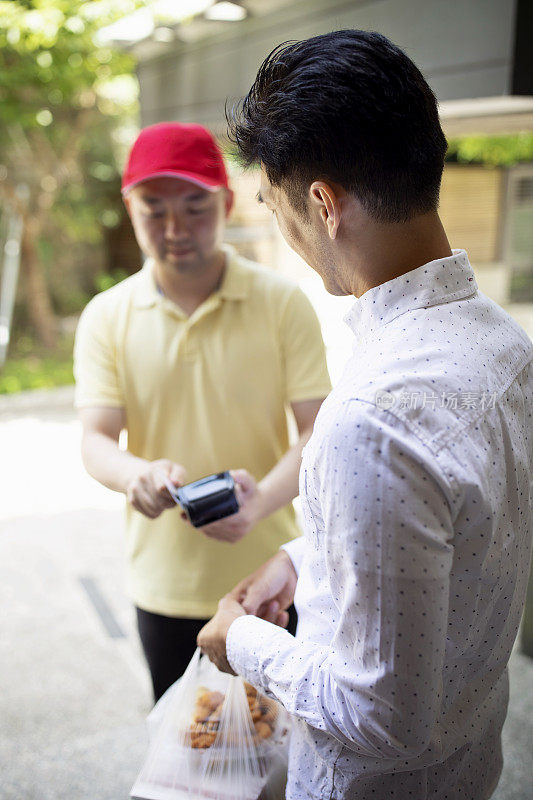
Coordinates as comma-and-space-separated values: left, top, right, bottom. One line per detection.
121, 122, 230, 195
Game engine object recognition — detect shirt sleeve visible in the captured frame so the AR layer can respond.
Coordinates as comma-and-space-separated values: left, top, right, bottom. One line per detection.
280, 536, 306, 575
227, 401, 454, 760
279, 286, 331, 404
73, 294, 124, 409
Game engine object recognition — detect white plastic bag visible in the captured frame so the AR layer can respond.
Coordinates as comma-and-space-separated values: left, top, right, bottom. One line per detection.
131, 649, 290, 800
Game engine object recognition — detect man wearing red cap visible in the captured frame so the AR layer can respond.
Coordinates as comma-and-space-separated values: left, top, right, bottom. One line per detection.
73, 122, 331, 701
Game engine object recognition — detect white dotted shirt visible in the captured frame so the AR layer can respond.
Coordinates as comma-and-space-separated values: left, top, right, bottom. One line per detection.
227, 250, 533, 800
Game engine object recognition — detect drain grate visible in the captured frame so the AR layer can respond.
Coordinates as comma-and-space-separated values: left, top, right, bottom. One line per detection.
78, 575, 126, 639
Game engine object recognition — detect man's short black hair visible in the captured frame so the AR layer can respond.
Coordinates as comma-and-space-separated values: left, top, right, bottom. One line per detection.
227, 30, 447, 223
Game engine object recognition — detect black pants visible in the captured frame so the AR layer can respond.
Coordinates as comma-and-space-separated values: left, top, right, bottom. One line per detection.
137, 605, 298, 702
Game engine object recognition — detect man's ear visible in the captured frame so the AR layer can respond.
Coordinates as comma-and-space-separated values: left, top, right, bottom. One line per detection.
310, 181, 341, 239
224, 189, 235, 217
123, 195, 132, 218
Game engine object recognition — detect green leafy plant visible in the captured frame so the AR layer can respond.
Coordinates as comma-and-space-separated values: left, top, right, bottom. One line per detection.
0, 332, 74, 393
94, 268, 129, 293
0, 0, 139, 348
446, 133, 533, 167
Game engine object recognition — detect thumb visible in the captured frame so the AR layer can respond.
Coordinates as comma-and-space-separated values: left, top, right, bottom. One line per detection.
230, 469, 255, 495
241, 581, 270, 616
169, 463, 187, 486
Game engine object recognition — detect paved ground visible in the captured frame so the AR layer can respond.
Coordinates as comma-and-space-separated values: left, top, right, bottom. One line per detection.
0, 387, 151, 800
1, 289, 533, 799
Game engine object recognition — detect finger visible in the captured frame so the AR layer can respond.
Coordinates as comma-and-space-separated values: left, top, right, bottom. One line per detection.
275, 610, 290, 628
145, 505, 162, 519
140, 506, 159, 519
130, 494, 156, 518
156, 487, 177, 508
262, 600, 280, 624
203, 529, 232, 542
218, 596, 246, 614
153, 495, 172, 516
233, 483, 245, 506
197, 628, 208, 649
230, 469, 255, 494
169, 463, 187, 486
153, 469, 170, 495
200, 521, 226, 538
135, 488, 162, 519
227, 578, 252, 602
159, 485, 177, 504
202, 521, 240, 541
220, 659, 237, 676
241, 584, 271, 616
255, 600, 269, 618
156, 470, 181, 505
153, 471, 179, 506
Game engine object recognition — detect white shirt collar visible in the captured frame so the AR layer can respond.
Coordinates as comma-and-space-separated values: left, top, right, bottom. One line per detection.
343, 249, 477, 339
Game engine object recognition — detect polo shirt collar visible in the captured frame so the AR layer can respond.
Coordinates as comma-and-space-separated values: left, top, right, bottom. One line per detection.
132, 244, 249, 310
344, 249, 477, 339
132, 259, 161, 309
218, 244, 249, 300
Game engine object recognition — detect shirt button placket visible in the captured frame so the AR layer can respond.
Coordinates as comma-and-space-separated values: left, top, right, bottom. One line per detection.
181, 323, 197, 360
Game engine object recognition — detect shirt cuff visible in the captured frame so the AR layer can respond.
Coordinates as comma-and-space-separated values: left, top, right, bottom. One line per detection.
280, 536, 306, 575
226, 614, 294, 693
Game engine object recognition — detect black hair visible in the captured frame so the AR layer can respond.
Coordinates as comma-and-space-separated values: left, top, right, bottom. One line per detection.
227, 30, 447, 223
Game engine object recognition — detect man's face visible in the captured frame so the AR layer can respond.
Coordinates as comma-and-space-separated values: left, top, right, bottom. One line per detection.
259, 167, 346, 295
125, 176, 232, 273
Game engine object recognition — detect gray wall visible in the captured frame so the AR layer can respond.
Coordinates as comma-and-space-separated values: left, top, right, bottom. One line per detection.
137, 0, 519, 129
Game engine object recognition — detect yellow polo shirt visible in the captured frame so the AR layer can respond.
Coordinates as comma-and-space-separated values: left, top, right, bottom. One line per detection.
74, 246, 331, 618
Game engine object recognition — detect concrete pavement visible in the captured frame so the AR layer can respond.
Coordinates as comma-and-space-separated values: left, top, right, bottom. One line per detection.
0, 387, 151, 799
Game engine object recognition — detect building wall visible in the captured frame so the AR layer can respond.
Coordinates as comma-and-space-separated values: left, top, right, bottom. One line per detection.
138, 0, 519, 130
440, 166, 504, 263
